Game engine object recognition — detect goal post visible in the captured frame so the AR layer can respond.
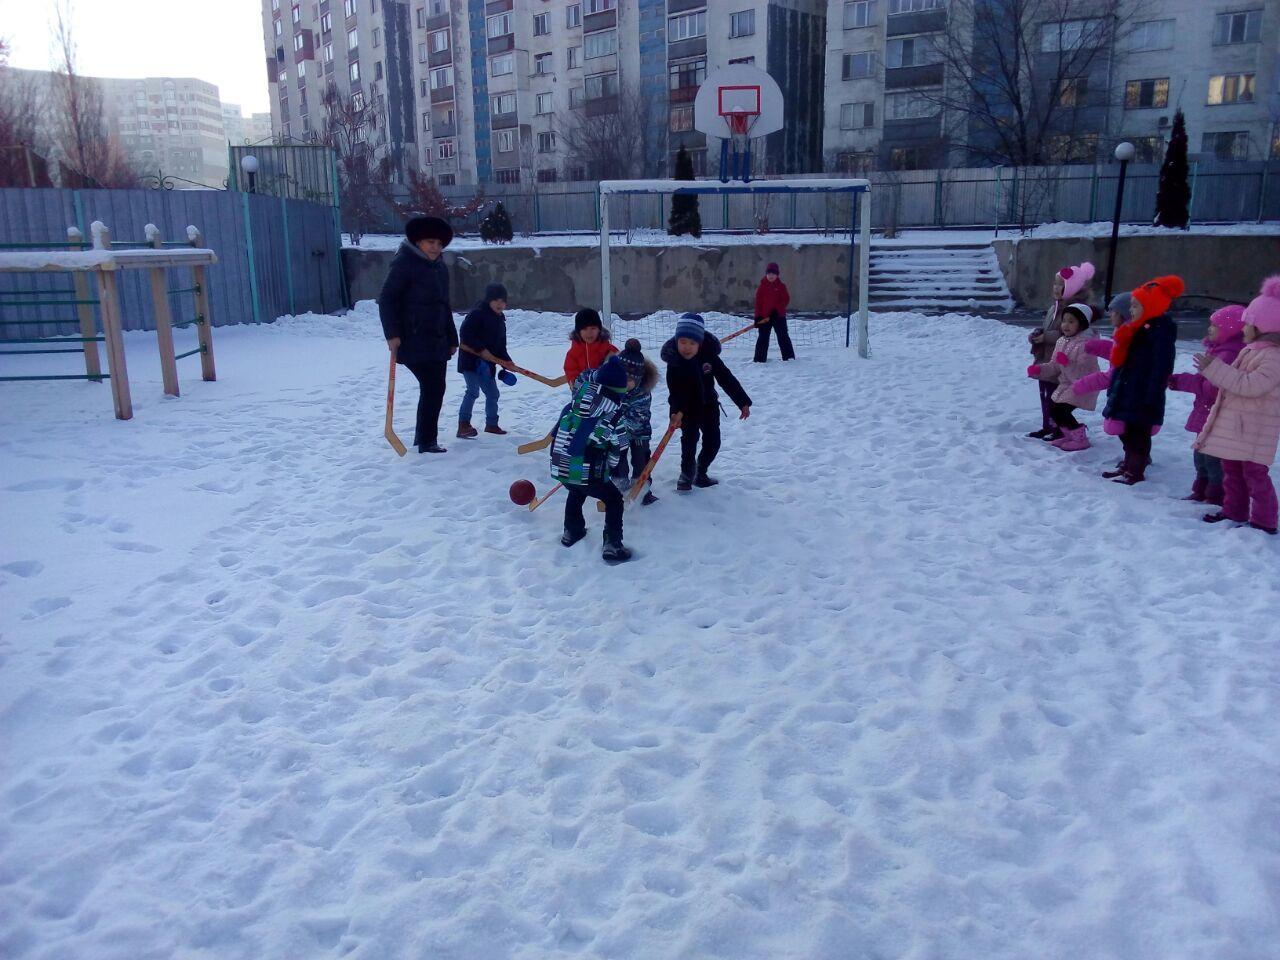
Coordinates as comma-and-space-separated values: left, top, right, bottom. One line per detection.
598, 178, 873, 359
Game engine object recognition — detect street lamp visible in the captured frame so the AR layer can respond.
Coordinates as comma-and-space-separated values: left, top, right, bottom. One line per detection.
240, 154, 260, 194
1104, 141, 1136, 307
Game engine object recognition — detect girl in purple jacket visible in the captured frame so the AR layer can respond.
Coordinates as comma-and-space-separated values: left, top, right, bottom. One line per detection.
1167, 305, 1246, 504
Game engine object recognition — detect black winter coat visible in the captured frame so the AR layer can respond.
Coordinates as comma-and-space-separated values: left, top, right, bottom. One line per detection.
457, 301, 512, 373
1102, 316, 1177, 427
661, 334, 751, 423
378, 241, 457, 365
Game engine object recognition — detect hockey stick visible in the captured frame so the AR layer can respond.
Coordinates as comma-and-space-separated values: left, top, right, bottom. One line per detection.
721, 319, 764, 344
529, 482, 562, 512
518, 430, 555, 455
459, 344, 565, 388
596, 413, 682, 511
384, 354, 407, 457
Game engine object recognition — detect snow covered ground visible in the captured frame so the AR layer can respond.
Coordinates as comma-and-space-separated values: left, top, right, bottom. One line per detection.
2, 304, 1279, 960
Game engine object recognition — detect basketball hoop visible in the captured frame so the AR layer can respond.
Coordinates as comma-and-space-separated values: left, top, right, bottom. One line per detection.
693, 65, 784, 183
725, 109, 757, 137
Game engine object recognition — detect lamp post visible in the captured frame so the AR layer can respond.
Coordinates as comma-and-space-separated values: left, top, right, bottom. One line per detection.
240, 154, 260, 194
1104, 141, 1135, 307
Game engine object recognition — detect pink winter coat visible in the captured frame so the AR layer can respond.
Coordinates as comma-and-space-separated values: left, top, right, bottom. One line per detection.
1167, 333, 1246, 433
1194, 340, 1280, 466
1035, 332, 1102, 411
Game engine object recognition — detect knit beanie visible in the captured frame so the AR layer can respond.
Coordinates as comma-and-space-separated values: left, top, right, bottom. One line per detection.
595, 355, 629, 391
1062, 303, 1094, 330
1107, 292, 1133, 318
765, 262, 780, 276
1209, 304, 1246, 341
675, 312, 706, 343
574, 307, 602, 333
405, 215, 453, 247
484, 282, 508, 303
1059, 262, 1096, 300
618, 338, 645, 379
1243, 276, 1280, 335
1131, 275, 1185, 322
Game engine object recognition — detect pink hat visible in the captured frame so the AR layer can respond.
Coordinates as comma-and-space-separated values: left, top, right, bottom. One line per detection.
1058, 262, 1096, 300
1209, 304, 1246, 341
1244, 276, 1280, 335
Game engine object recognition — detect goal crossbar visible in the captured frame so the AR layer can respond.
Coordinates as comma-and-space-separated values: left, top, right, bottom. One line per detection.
597, 178, 872, 358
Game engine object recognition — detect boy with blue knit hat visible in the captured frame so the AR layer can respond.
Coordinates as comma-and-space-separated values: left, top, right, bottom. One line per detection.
660, 313, 752, 492
613, 338, 661, 505
457, 282, 515, 437
550, 354, 638, 562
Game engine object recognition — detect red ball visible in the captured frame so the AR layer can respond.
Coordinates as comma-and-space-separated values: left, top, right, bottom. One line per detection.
509, 479, 536, 506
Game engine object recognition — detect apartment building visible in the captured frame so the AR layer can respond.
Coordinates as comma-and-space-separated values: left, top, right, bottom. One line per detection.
824, 0, 1280, 173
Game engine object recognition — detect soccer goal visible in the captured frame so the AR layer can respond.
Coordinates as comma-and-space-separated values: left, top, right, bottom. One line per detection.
597, 178, 873, 358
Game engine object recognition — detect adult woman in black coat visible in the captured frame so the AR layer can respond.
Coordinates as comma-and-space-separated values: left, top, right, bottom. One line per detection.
378, 216, 458, 453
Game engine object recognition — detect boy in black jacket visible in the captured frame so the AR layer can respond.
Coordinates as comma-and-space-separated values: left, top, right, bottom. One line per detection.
660, 313, 752, 491
457, 282, 515, 438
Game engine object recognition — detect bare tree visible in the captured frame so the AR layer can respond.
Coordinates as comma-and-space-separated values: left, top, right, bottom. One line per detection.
50, 2, 137, 187
321, 81, 394, 244
0, 39, 53, 186
555, 83, 659, 180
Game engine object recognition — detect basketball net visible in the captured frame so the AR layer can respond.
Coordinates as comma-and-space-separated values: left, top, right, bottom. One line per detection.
726, 110, 758, 151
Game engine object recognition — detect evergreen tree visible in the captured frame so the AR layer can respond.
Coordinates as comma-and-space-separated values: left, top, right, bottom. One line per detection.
667, 146, 702, 237
1153, 109, 1190, 230
480, 201, 514, 244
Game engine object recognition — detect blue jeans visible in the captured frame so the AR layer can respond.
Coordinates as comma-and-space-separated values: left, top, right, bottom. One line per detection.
459, 365, 500, 426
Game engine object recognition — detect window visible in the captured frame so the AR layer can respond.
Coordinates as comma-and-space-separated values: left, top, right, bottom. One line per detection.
840, 101, 875, 128
568, 46, 581, 68
443, 108, 455, 126
1041, 19, 1104, 52
439, 173, 456, 185
669, 58, 706, 91
1124, 78, 1168, 110
349, 60, 360, 82
584, 29, 617, 59
567, 3, 581, 28
534, 12, 549, 36
325, 42, 334, 62
668, 11, 706, 42
670, 105, 694, 131
886, 92, 938, 120
344, 0, 355, 16
569, 86, 585, 107
495, 129, 515, 152
585, 71, 618, 100
437, 140, 455, 160
1203, 131, 1249, 160
491, 54, 513, 76
416, 7, 426, 28
418, 42, 428, 62
372, 27, 380, 48
272, 0, 279, 9
291, 4, 301, 23
1214, 10, 1261, 45
491, 92, 516, 115
275, 19, 284, 36
1054, 77, 1088, 108
886, 36, 938, 68
422, 111, 431, 131
375, 61, 383, 80
585, 0, 615, 13
535, 53, 553, 74
430, 29, 449, 53
536, 92, 553, 114
371, 0, 377, 11
352, 91, 365, 111
843, 52, 874, 80
537, 169, 558, 183
889, 146, 930, 169
1208, 73, 1255, 105
348, 28, 359, 49
294, 33, 306, 51
430, 66, 453, 89
1047, 133, 1098, 164
420, 78, 429, 96
888, 0, 942, 11
321, 11, 332, 32
730, 10, 754, 38
844, 1, 878, 28
496, 169, 520, 184
1126, 19, 1173, 52
1131, 136, 1163, 164
487, 13, 512, 38
538, 131, 556, 153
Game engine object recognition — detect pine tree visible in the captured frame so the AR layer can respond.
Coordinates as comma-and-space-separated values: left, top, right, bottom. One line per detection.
668, 146, 702, 237
480, 201, 514, 244
1153, 109, 1190, 230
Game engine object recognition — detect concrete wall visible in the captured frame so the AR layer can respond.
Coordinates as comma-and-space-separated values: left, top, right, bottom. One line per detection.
993, 235, 1280, 311
343, 242, 861, 315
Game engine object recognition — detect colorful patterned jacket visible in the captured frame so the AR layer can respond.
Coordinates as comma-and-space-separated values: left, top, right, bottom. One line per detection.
617, 358, 659, 447
550, 369, 632, 484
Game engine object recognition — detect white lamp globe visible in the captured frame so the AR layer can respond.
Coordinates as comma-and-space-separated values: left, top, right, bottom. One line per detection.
1114, 142, 1136, 163
240, 154, 260, 174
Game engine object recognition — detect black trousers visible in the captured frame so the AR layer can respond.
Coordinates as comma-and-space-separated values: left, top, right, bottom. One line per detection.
754, 314, 795, 362
404, 359, 447, 450
1120, 423, 1153, 478
564, 479, 623, 541
612, 441, 652, 482
680, 412, 721, 478
1048, 401, 1081, 430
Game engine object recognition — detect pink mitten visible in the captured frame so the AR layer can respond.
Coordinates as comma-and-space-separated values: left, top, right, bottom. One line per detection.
1027, 364, 1042, 378
1072, 370, 1111, 395
1054, 351, 1069, 366
1083, 338, 1114, 360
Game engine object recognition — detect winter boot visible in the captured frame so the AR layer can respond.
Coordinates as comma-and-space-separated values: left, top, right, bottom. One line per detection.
484, 423, 508, 435
1183, 476, 1209, 502
420, 443, 447, 454
1055, 426, 1091, 452
1202, 512, 1234, 525
1040, 429, 1064, 443
641, 490, 659, 506
694, 472, 719, 488
457, 422, 478, 439
1250, 522, 1279, 535
676, 474, 693, 492
561, 527, 587, 547
1204, 483, 1225, 506
1111, 451, 1147, 485
1101, 466, 1128, 479
1026, 427, 1055, 440
602, 534, 632, 564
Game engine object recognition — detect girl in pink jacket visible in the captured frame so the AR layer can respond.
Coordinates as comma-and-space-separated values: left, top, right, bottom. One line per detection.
1195, 277, 1280, 535
1026, 303, 1101, 451
1166, 304, 1246, 505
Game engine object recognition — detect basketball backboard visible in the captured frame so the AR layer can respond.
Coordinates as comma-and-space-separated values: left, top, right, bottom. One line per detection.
693, 64, 784, 141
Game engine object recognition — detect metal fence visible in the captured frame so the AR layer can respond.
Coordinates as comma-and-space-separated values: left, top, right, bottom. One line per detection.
0, 187, 345, 340
364, 161, 1280, 237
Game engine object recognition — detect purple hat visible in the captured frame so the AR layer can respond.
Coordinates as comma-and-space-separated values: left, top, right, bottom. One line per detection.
765, 262, 780, 275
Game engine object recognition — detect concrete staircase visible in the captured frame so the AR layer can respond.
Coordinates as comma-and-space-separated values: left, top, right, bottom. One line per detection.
868, 242, 1014, 313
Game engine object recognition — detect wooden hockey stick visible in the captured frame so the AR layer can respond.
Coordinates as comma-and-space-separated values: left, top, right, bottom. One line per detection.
528, 482, 562, 512
518, 430, 555, 455
596, 413, 683, 511
458, 344, 564, 388
721, 319, 764, 344
384, 355, 407, 457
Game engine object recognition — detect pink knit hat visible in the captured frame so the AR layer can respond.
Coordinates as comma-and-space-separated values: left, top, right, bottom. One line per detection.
1209, 304, 1246, 341
1059, 262, 1096, 300
1243, 276, 1280, 335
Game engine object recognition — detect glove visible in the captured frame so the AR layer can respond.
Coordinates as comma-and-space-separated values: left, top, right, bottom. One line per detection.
1054, 351, 1069, 367
1027, 364, 1042, 378
1083, 338, 1114, 359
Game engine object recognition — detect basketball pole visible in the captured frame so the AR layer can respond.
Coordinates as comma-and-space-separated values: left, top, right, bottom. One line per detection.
599, 190, 612, 326
719, 139, 730, 184
858, 185, 872, 359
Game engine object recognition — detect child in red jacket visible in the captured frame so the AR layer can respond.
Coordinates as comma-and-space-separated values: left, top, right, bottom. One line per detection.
563, 307, 619, 389
753, 262, 794, 363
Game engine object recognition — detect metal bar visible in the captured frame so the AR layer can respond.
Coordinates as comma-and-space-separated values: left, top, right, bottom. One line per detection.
174, 346, 205, 360
0, 348, 95, 355
0, 319, 87, 325
0, 373, 111, 381
0, 299, 99, 307
0, 241, 88, 249
858, 188, 871, 360
0, 336, 105, 344
240, 192, 263, 324
166, 286, 201, 295
0, 288, 78, 295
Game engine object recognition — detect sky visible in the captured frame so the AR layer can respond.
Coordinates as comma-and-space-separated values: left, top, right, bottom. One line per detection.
0, 0, 270, 113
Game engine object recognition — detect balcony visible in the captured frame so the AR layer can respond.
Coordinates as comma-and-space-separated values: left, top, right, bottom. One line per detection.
425, 12, 449, 31
584, 10, 616, 32
668, 37, 706, 60
885, 64, 944, 90
430, 85, 455, 104
669, 84, 698, 104
433, 122, 456, 139
492, 111, 518, 130
488, 34, 514, 56
887, 10, 946, 37
429, 48, 452, 69
668, 0, 704, 12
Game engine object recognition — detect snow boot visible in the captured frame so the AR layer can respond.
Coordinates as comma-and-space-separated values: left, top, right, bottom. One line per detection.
1204, 483, 1225, 506
1040, 429, 1064, 443
1183, 476, 1209, 502
457, 422, 478, 439
694, 472, 719, 488
1101, 466, 1128, 479
641, 490, 659, 506
1026, 427, 1055, 440
1202, 512, 1236, 525
1053, 426, 1090, 452
676, 474, 693, 492
420, 443, 447, 454
561, 527, 587, 547
602, 534, 632, 564
484, 423, 508, 436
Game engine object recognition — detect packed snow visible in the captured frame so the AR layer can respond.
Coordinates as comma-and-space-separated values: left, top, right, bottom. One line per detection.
2, 302, 1278, 960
